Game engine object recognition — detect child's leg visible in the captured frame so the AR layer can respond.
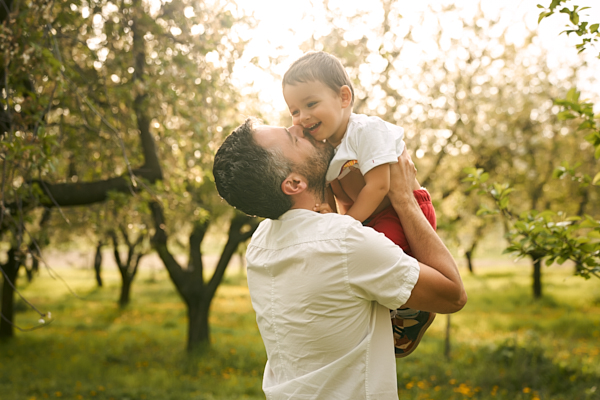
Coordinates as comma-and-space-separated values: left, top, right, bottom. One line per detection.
365, 189, 437, 256
414, 188, 436, 231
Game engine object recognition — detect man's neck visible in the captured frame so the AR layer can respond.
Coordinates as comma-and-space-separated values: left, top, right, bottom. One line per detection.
289, 190, 324, 212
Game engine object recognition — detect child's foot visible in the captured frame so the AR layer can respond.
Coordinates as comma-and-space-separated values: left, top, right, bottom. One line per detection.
392, 309, 436, 358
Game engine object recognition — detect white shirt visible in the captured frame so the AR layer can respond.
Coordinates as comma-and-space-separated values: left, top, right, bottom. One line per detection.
246, 209, 420, 400
326, 113, 406, 183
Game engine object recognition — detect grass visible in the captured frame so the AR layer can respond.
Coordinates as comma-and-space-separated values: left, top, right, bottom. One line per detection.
1, 260, 599, 400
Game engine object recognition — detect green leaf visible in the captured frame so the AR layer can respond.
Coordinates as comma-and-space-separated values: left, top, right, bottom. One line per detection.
595, 145, 600, 159
570, 11, 579, 26
592, 171, 600, 185
590, 23, 599, 34
566, 88, 579, 103
557, 110, 575, 120
538, 11, 552, 23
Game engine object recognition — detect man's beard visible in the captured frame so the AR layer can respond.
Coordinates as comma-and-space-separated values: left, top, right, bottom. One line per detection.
294, 141, 335, 203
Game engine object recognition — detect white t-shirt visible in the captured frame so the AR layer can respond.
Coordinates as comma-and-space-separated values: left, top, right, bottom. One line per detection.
326, 113, 406, 183
246, 209, 420, 400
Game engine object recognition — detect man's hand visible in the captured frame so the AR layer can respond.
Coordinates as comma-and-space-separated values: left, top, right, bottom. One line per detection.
389, 149, 420, 204
313, 203, 335, 214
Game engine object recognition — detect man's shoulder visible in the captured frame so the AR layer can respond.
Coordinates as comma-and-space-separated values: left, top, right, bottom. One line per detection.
249, 210, 365, 249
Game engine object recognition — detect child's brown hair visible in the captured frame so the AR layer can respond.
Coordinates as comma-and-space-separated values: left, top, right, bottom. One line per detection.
283, 51, 355, 105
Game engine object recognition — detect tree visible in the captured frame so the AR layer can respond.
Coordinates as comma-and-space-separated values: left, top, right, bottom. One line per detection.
464, 1, 599, 298
1, 0, 259, 350
108, 224, 148, 308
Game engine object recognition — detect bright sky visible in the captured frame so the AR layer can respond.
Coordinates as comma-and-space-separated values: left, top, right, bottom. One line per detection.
231, 0, 600, 122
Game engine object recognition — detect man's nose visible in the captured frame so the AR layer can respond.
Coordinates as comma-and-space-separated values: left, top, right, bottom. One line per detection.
288, 124, 306, 138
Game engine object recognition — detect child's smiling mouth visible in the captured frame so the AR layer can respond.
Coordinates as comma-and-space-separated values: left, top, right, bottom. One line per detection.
306, 122, 321, 133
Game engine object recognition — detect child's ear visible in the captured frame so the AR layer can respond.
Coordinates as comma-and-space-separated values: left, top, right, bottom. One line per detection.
281, 173, 307, 196
340, 85, 352, 108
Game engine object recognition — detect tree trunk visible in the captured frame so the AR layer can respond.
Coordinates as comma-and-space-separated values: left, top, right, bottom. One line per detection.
119, 276, 132, 308
110, 229, 144, 308
465, 250, 474, 274
187, 298, 211, 352
0, 248, 20, 339
444, 314, 451, 360
94, 241, 103, 287
26, 242, 39, 283
533, 258, 542, 299
150, 203, 259, 352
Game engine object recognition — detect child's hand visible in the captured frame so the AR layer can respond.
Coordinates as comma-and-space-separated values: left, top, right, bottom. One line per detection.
313, 203, 334, 214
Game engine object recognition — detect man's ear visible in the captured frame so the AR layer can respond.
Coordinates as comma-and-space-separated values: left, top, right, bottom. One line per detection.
281, 173, 307, 196
340, 85, 352, 108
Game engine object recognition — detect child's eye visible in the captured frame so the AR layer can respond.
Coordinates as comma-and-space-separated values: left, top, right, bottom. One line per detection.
307, 102, 317, 108
290, 110, 298, 116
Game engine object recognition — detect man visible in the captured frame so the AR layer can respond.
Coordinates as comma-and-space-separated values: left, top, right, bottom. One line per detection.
213, 118, 467, 400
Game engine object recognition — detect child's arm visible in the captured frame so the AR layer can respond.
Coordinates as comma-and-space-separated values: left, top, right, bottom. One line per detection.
344, 164, 390, 222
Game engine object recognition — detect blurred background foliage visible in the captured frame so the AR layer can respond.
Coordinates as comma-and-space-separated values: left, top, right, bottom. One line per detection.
0, 0, 598, 394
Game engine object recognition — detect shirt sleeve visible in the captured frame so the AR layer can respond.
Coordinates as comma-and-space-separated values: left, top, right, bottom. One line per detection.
348, 117, 406, 177
344, 221, 420, 310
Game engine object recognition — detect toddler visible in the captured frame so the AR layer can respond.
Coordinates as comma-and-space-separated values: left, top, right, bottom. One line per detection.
282, 51, 437, 358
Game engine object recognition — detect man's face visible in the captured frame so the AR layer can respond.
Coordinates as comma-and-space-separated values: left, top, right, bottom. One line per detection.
253, 124, 334, 193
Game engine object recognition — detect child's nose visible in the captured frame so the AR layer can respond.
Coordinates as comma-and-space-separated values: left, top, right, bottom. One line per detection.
295, 110, 310, 124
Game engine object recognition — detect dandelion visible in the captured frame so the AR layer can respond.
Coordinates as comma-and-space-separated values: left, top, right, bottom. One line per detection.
454, 383, 472, 396
54, 392, 62, 397
523, 387, 531, 393
449, 379, 457, 385
491, 385, 499, 396
405, 381, 414, 389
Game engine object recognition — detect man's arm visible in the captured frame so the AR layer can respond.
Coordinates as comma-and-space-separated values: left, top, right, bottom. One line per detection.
389, 151, 467, 314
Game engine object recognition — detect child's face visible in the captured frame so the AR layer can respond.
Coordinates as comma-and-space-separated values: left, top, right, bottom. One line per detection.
283, 80, 351, 146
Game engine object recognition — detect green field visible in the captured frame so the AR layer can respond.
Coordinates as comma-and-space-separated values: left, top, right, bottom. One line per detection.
1, 260, 599, 400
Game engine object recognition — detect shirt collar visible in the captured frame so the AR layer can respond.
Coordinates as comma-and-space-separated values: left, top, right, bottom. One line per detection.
278, 208, 315, 221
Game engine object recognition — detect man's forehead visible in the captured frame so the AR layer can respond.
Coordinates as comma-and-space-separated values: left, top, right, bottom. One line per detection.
253, 125, 291, 149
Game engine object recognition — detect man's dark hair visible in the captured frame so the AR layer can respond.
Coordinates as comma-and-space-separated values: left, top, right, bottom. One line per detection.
213, 118, 293, 219
283, 51, 355, 105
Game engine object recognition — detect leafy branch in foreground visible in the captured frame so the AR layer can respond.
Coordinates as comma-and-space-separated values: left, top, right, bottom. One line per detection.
462, 3, 600, 283
537, 0, 600, 56
463, 166, 600, 280
553, 88, 600, 185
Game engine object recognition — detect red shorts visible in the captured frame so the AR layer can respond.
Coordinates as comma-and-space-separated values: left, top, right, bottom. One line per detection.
364, 189, 436, 257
